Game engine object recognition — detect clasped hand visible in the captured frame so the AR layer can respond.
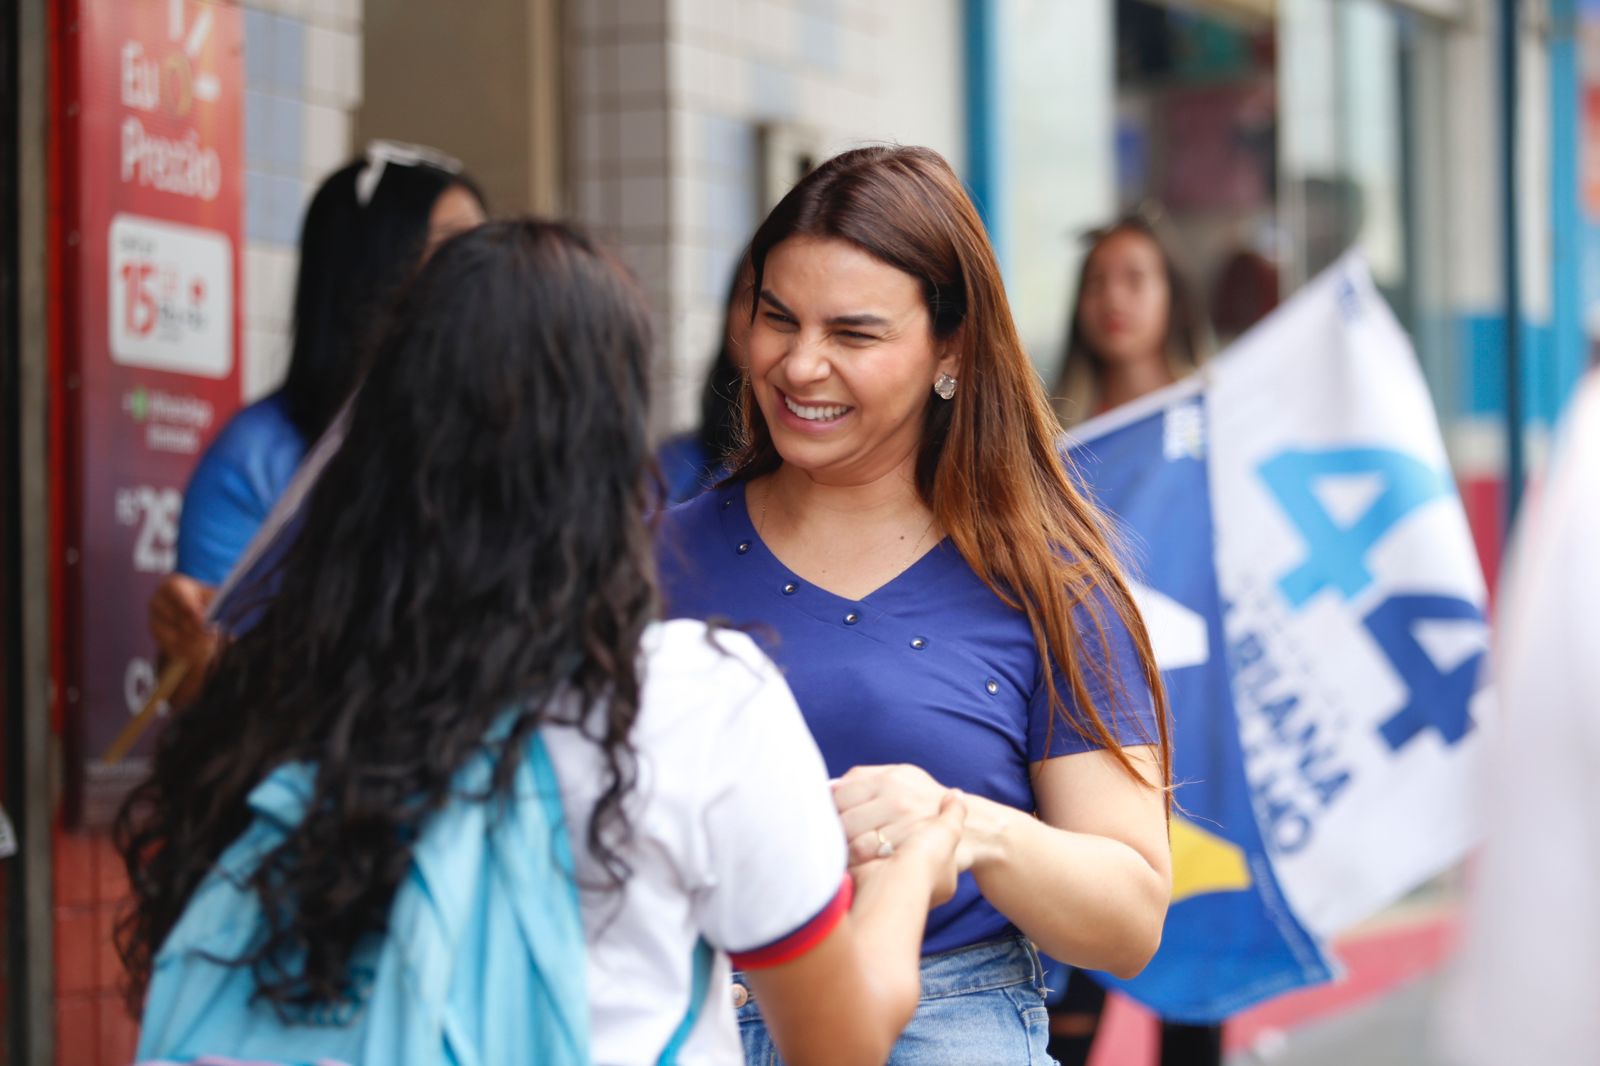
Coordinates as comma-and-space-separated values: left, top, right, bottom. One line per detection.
832, 764, 977, 906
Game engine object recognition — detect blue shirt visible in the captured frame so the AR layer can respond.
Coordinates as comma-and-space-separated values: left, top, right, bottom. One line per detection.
656, 482, 1158, 956
176, 393, 307, 585
656, 432, 725, 505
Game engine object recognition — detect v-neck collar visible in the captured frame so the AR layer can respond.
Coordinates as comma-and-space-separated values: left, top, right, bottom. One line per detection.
716, 482, 955, 614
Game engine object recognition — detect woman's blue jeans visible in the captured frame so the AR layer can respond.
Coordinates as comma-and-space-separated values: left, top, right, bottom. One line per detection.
732, 936, 1058, 1065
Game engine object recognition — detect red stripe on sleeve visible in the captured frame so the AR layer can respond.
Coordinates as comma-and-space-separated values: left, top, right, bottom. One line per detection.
727, 873, 854, 970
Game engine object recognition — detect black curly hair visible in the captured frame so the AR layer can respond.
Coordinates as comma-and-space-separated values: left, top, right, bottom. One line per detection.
114, 219, 658, 1013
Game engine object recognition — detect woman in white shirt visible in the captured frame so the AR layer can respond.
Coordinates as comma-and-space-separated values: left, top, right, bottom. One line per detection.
117, 219, 964, 1065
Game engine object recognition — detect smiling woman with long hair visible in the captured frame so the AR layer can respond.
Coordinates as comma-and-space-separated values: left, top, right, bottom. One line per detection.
658, 146, 1174, 1064
117, 220, 967, 1066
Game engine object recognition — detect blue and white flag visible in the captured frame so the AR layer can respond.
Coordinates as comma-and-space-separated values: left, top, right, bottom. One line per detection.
1066, 255, 1489, 1020
1067, 384, 1336, 1022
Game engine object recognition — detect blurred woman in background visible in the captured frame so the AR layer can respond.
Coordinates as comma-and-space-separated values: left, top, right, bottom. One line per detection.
1052, 214, 1207, 428
148, 143, 486, 700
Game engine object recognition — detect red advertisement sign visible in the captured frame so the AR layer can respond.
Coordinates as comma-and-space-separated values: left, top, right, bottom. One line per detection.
58, 0, 243, 825
1582, 14, 1600, 218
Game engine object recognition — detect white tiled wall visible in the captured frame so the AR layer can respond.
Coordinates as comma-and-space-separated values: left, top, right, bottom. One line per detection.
567, 0, 965, 433
238, 0, 963, 426
239, 0, 364, 403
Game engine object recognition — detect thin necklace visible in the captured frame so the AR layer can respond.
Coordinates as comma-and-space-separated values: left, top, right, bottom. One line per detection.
756, 481, 939, 577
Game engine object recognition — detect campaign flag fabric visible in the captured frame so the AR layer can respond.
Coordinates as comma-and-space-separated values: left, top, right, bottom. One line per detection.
1067, 384, 1337, 1023
1207, 256, 1489, 937
1066, 255, 1488, 1019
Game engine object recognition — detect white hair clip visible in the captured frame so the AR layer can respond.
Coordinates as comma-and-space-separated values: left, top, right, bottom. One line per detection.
353, 139, 464, 207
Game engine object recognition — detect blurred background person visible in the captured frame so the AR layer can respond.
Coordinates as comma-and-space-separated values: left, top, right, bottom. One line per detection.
147, 143, 486, 700
657, 257, 755, 504
1053, 213, 1209, 429
1048, 214, 1219, 1066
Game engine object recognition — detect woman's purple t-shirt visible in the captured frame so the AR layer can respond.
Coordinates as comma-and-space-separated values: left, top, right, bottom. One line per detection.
655, 482, 1159, 956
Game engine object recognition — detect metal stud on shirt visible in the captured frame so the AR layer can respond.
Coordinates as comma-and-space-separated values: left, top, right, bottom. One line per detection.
911, 637, 927, 650
985, 678, 999, 695
844, 611, 860, 625
737, 541, 751, 554
783, 582, 798, 595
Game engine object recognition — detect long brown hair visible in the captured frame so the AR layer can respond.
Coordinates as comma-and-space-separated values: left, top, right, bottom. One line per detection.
729, 145, 1170, 793
1053, 214, 1208, 427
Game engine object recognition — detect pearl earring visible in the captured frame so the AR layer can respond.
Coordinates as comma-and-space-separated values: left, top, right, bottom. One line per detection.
934, 373, 958, 400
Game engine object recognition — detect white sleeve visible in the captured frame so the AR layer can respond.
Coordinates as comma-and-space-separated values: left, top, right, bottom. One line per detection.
688, 642, 851, 967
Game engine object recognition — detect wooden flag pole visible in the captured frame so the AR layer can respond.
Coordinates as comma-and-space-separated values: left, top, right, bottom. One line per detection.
100, 659, 190, 765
